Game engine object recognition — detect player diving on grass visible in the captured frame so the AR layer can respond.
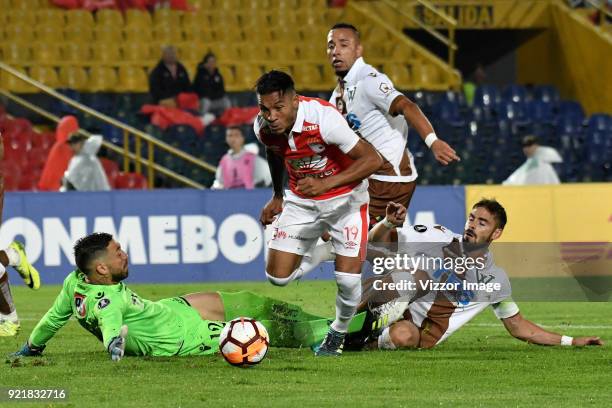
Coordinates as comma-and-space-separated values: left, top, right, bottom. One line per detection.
254, 70, 382, 356
9, 232, 367, 361
344, 198, 604, 350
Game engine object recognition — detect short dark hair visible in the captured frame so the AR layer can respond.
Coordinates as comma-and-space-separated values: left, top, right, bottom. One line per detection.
226, 125, 244, 135
74, 232, 113, 275
473, 199, 507, 229
203, 52, 215, 64
330, 22, 360, 40
521, 135, 539, 147
255, 70, 295, 96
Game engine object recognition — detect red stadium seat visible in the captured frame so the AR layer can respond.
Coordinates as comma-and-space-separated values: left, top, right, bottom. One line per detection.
115, 172, 148, 189
100, 157, 120, 188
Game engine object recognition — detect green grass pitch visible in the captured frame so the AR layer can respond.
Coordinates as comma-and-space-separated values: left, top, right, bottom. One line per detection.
1, 281, 611, 407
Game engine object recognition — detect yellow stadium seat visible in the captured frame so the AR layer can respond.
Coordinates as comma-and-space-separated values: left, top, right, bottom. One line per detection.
239, 11, 270, 28
298, 42, 324, 61
62, 42, 92, 63
30, 66, 60, 88
91, 43, 122, 63
10, 0, 41, 9
176, 42, 206, 64
209, 42, 240, 62
300, 25, 328, 44
1, 67, 37, 93
414, 63, 441, 88
0, 0, 10, 10
212, 26, 243, 43
233, 64, 263, 90
183, 23, 214, 42
125, 9, 152, 27
272, 26, 301, 42
388, 44, 414, 64
236, 42, 267, 62
1, 42, 31, 63
207, 11, 240, 28
292, 63, 323, 90
242, 25, 274, 42
64, 23, 94, 43
216, 0, 242, 11
153, 9, 182, 27
267, 42, 299, 61
362, 40, 387, 60
182, 11, 207, 27
190, 0, 215, 11
34, 25, 64, 42
383, 63, 412, 90
34, 9, 65, 26
153, 25, 183, 44
65, 10, 94, 26
59, 66, 88, 91
4, 25, 35, 42
88, 66, 118, 92
96, 9, 124, 27
124, 25, 153, 42
122, 42, 153, 64
117, 66, 148, 93
32, 43, 62, 64
94, 25, 124, 43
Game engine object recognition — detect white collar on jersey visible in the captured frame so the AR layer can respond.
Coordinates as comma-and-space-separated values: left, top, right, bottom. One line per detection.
290, 98, 305, 134
343, 57, 366, 85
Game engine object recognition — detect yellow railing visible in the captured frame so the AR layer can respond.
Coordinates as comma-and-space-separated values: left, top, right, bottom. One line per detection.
0, 62, 216, 189
382, 0, 459, 68
583, 0, 612, 26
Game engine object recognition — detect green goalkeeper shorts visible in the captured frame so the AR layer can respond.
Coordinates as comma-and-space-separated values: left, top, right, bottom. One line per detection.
158, 297, 225, 356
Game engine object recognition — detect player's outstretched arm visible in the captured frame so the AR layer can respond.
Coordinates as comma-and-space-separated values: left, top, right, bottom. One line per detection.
108, 325, 129, 362
502, 313, 603, 346
389, 95, 460, 166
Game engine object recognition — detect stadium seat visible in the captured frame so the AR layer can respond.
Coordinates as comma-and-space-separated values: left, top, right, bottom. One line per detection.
62, 42, 92, 63
6, 10, 36, 26
30, 66, 61, 88
210, 43, 240, 61
153, 25, 183, 44
414, 63, 441, 89
64, 23, 94, 42
502, 84, 528, 104
4, 25, 36, 42
474, 85, 501, 108
96, 9, 124, 27
153, 8, 182, 27
212, 25, 243, 43
122, 42, 153, 64
124, 9, 152, 27
31, 131, 56, 151
434, 100, 465, 127
92, 43, 122, 63
267, 42, 299, 61
1, 42, 31, 63
124, 25, 154, 42
558, 100, 585, 121
272, 26, 301, 42
242, 25, 274, 42
383, 63, 412, 90
526, 100, 554, 123
183, 23, 214, 42
587, 114, 612, 132
534, 85, 560, 104
35, 9, 65, 26
32, 43, 62, 64
233, 64, 263, 90
65, 9, 94, 26
115, 172, 148, 189
117, 66, 148, 93
292, 64, 323, 90
94, 25, 124, 43
87, 66, 118, 92
298, 42, 323, 61
99, 157, 120, 188
59, 66, 89, 91
34, 24, 64, 42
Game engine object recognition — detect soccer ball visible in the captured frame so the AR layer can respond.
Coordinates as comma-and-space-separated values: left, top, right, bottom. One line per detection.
219, 317, 269, 367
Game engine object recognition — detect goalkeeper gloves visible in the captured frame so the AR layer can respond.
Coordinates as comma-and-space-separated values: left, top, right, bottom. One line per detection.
11, 342, 46, 358
107, 325, 128, 362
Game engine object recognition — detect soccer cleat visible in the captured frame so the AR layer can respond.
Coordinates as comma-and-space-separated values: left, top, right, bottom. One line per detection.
9, 241, 40, 290
0, 320, 20, 337
314, 327, 345, 356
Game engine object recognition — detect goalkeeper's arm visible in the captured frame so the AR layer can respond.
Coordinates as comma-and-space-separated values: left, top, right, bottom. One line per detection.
94, 296, 128, 361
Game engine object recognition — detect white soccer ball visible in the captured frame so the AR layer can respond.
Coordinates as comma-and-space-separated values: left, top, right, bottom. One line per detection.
219, 317, 269, 367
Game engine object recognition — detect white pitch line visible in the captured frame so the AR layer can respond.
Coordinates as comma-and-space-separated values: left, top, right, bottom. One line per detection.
467, 323, 612, 329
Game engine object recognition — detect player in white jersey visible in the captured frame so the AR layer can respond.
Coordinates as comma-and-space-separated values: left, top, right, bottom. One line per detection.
254, 70, 383, 356
327, 23, 460, 226
346, 199, 603, 350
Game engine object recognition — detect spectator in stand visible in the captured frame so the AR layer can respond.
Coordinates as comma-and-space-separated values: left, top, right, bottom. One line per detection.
37, 116, 77, 191
62, 134, 111, 192
211, 126, 271, 190
193, 52, 231, 117
503, 135, 563, 185
149, 46, 192, 107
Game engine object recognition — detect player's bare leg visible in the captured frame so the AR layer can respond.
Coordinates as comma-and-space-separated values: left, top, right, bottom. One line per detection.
265, 248, 303, 285
369, 319, 420, 350
182, 292, 225, 321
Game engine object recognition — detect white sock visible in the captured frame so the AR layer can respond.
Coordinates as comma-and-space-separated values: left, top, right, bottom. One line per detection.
0, 310, 19, 324
294, 239, 335, 280
265, 270, 299, 287
377, 326, 397, 350
330, 271, 361, 333
0, 264, 5, 279
5, 247, 20, 267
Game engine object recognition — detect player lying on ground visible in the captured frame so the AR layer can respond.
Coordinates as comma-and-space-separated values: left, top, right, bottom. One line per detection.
10, 232, 368, 361
345, 199, 603, 350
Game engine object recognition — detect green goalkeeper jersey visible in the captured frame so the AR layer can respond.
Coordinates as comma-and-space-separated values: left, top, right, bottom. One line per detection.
29, 271, 223, 357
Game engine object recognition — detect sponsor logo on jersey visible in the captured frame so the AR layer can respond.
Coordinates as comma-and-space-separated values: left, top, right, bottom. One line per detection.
379, 82, 392, 94
97, 298, 111, 310
302, 124, 319, 132
414, 225, 428, 233
74, 293, 86, 318
95, 291, 105, 300
345, 241, 358, 249
273, 228, 287, 240
347, 87, 356, 102
346, 112, 361, 130
288, 155, 328, 171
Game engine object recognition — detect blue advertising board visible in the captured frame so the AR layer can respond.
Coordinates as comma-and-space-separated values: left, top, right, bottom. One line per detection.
0, 186, 465, 284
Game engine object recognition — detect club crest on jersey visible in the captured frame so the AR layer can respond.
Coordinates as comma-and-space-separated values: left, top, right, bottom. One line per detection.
97, 298, 111, 310
74, 293, 86, 318
308, 143, 326, 154
379, 83, 392, 94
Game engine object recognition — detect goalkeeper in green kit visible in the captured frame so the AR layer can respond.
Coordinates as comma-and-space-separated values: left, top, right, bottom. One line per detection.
12, 232, 360, 361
